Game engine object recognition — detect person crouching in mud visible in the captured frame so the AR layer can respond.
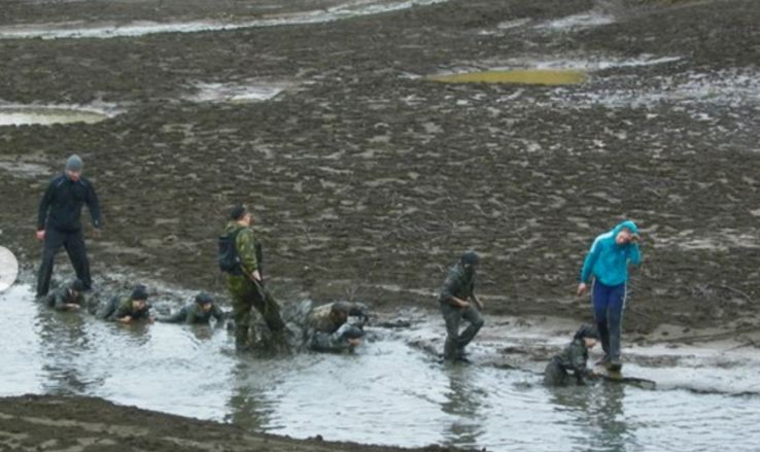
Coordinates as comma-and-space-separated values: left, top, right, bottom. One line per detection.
577, 220, 641, 372
95, 284, 153, 324
544, 325, 599, 386
42, 278, 87, 312
438, 251, 484, 362
306, 301, 367, 353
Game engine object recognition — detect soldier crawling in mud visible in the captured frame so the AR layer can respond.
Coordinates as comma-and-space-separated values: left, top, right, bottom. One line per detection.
159, 292, 226, 325
42, 278, 87, 312
544, 325, 599, 386
438, 251, 485, 362
219, 204, 286, 351
304, 301, 368, 353
95, 284, 153, 324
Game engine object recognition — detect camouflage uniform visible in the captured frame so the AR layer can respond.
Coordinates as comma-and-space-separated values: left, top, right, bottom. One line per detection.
222, 221, 285, 350
161, 303, 225, 325
438, 262, 484, 360
544, 339, 591, 386
96, 296, 151, 322
305, 302, 366, 353
42, 286, 85, 311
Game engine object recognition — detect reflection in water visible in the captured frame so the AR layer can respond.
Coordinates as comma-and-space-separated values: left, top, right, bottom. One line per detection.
441, 365, 484, 448
226, 360, 272, 430
548, 384, 640, 452
36, 304, 93, 394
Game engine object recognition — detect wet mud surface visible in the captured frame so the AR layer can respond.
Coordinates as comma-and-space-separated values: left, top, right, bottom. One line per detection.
1, 0, 760, 340
0, 394, 456, 452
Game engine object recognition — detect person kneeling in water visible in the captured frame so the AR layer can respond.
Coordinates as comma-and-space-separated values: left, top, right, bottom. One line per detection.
544, 325, 599, 386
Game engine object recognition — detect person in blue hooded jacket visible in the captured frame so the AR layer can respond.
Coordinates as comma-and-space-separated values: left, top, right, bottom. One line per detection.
576, 220, 641, 372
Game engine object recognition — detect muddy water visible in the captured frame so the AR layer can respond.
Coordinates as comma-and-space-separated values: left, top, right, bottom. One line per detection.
2, 284, 759, 451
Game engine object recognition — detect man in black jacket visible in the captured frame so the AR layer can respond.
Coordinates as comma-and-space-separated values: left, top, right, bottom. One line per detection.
438, 251, 485, 362
36, 154, 101, 297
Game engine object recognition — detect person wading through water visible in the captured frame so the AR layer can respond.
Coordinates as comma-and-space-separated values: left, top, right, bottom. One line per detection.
438, 251, 485, 362
219, 204, 285, 351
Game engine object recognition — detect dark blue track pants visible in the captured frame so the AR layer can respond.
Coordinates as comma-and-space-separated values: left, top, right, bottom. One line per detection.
592, 281, 626, 362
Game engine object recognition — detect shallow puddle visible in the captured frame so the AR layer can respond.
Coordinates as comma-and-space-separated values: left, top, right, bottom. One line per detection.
536, 12, 615, 31
0, 0, 448, 40
0, 106, 110, 126
430, 69, 586, 86
187, 82, 288, 103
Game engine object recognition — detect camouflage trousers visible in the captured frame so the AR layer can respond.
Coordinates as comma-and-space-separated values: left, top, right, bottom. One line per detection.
229, 277, 285, 351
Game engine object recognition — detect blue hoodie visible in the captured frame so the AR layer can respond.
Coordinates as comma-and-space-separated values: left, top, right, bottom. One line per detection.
579, 221, 642, 287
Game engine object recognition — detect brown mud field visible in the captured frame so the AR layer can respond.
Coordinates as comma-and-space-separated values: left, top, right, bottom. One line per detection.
1, 0, 760, 337
0, 394, 455, 452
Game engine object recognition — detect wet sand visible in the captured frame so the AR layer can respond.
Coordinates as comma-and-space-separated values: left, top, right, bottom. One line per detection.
0, 0, 759, 405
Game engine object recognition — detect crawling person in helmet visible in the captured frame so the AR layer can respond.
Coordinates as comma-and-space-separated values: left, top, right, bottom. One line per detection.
95, 284, 153, 324
159, 292, 226, 326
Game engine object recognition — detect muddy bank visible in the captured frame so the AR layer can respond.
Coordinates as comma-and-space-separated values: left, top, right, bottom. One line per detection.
0, 394, 461, 452
0, 0, 759, 337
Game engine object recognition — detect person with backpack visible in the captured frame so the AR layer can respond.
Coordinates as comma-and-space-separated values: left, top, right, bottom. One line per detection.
219, 204, 285, 351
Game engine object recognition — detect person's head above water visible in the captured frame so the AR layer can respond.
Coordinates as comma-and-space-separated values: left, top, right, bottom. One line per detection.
574, 324, 599, 348
130, 284, 149, 311
195, 292, 214, 313
69, 278, 86, 295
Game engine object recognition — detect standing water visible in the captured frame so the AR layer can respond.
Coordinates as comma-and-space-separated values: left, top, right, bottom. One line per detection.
1, 284, 758, 451
0, 106, 111, 126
